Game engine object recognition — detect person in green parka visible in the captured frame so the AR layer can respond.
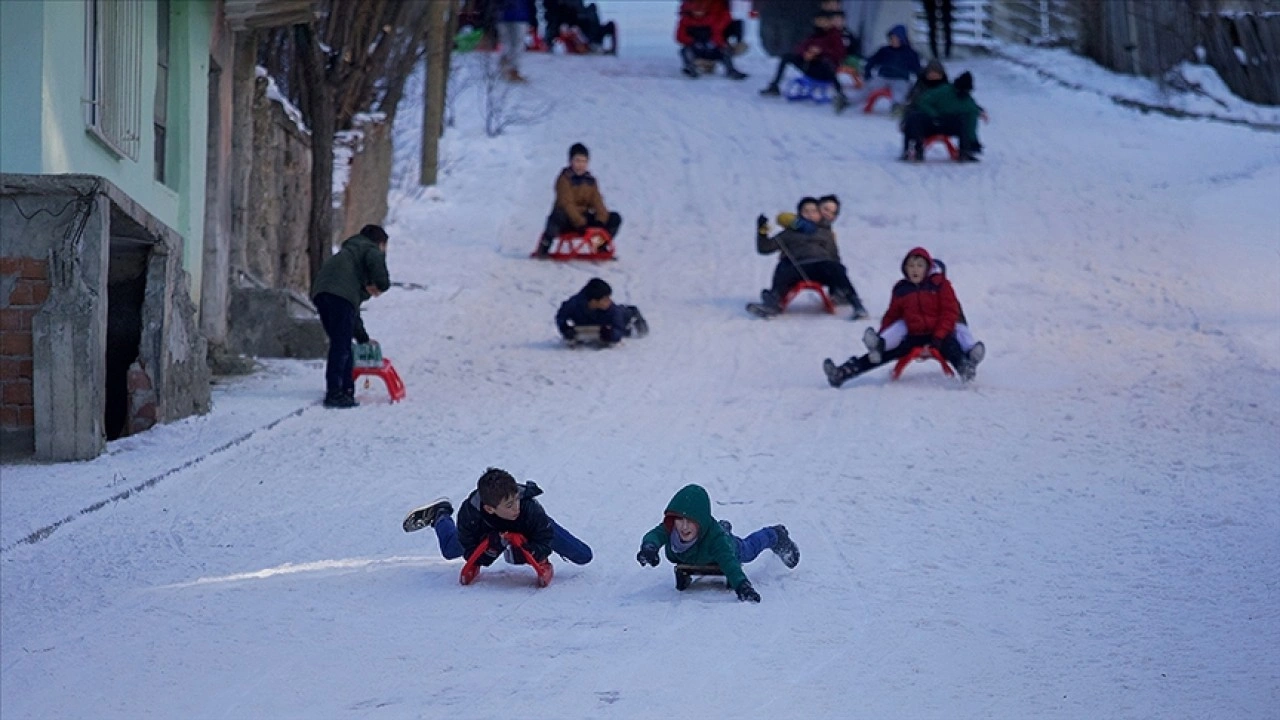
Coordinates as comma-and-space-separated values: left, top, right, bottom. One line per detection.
311, 224, 391, 408
901, 68, 987, 162
636, 484, 800, 603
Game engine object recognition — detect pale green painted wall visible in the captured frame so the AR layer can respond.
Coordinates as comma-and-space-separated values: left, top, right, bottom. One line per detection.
0, 0, 213, 301
0, 0, 45, 174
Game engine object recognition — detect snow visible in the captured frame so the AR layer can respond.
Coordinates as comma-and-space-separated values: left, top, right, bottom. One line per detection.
257, 64, 310, 135
4, 2, 1280, 718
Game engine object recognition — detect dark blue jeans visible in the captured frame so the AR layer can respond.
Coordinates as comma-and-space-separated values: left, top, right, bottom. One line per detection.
733, 527, 778, 563
314, 292, 355, 397
434, 516, 594, 565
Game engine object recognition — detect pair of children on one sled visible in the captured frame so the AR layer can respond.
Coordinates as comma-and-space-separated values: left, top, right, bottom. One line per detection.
405, 468, 799, 603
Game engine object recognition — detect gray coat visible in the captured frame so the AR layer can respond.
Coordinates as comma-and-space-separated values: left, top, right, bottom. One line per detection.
756, 225, 841, 265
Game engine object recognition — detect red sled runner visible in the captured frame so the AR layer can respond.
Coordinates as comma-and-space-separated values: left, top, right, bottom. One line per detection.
531, 227, 615, 262
460, 532, 554, 588
891, 345, 955, 380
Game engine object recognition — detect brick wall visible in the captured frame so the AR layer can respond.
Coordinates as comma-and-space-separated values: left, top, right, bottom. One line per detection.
0, 257, 48, 441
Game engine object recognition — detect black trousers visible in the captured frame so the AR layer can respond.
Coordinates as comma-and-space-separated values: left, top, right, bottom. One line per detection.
902, 112, 967, 152
923, 0, 954, 58
842, 333, 967, 376
543, 207, 622, 242
770, 54, 844, 94
771, 259, 859, 303
314, 292, 356, 398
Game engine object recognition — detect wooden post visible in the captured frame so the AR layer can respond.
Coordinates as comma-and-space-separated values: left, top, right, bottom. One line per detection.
420, 0, 450, 187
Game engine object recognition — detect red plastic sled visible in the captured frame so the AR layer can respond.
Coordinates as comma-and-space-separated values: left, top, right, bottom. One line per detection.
352, 358, 406, 402
532, 227, 615, 261
891, 345, 955, 380
781, 281, 836, 314
863, 85, 893, 113
923, 134, 960, 161
460, 532, 554, 587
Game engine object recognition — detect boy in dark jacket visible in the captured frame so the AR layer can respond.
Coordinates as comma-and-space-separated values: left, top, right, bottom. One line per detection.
676, 0, 747, 79
403, 467, 593, 569
637, 484, 799, 603
850, 24, 921, 109
310, 224, 391, 408
556, 277, 648, 344
754, 197, 867, 318
537, 143, 622, 256
823, 246, 980, 387
759, 12, 848, 106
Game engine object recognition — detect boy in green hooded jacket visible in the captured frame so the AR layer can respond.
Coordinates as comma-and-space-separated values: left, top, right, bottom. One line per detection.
310, 224, 391, 408
637, 484, 799, 602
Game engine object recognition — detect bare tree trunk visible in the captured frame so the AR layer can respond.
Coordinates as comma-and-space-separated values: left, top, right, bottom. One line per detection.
420, 0, 451, 186
296, 24, 336, 284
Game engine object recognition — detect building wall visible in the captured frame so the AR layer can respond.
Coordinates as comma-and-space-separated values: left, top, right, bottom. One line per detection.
0, 0, 213, 303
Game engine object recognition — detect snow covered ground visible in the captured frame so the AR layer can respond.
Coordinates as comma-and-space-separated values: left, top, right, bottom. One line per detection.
3, 2, 1279, 718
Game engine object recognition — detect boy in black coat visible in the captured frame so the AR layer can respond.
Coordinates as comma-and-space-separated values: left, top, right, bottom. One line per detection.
556, 277, 648, 344
403, 467, 593, 567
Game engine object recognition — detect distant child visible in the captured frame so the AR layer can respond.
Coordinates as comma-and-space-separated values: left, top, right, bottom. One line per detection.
556, 277, 648, 344
823, 246, 985, 386
902, 66, 987, 162
851, 25, 921, 109
759, 11, 847, 107
755, 197, 867, 319
636, 484, 799, 603
538, 143, 623, 256
310, 224, 391, 409
403, 467, 593, 569
676, 0, 748, 79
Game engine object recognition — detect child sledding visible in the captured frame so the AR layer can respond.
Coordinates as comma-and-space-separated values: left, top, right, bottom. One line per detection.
556, 278, 648, 347
534, 143, 623, 260
823, 246, 986, 387
748, 196, 869, 319
403, 467, 593, 588
637, 484, 799, 602
676, 0, 747, 80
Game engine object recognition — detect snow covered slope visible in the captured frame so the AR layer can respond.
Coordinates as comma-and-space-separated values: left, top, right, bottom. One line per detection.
3, 2, 1278, 718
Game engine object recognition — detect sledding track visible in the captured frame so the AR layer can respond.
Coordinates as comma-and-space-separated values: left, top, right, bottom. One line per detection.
3, 3, 1279, 718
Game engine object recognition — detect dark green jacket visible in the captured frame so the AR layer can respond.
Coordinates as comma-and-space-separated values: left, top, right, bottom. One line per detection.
913, 83, 983, 147
641, 484, 747, 588
311, 233, 391, 339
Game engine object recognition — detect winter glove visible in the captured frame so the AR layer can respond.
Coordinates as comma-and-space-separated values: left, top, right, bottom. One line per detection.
483, 533, 505, 559
560, 324, 576, 341
776, 211, 797, 228
354, 328, 371, 345
756, 214, 769, 237
636, 544, 660, 567
735, 579, 761, 603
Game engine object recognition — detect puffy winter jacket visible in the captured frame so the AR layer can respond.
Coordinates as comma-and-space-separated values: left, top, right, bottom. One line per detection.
556, 288, 629, 343
880, 246, 961, 341
640, 484, 747, 589
553, 168, 610, 228
792, 28, 846, 68
757, 224, 841, 265
677, 0, 731, 48
863, 25, 922, 80
456, 481, 555, 564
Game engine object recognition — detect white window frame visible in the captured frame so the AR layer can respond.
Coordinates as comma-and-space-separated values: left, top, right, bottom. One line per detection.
83, 0, 144, 160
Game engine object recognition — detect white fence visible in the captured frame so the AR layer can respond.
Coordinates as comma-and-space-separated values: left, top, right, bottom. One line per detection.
912, 0, 1079, 49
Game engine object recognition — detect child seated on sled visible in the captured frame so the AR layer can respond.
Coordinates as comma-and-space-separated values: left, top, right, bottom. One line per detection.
546, 0, 617, 54
849, 24, 921, 110
759, 11, 849, 109
556, 277, 648, 344
636, 483, 799, 603
403, 467, 593, 569
901, 69, 987, 162
537, 143, 622, 256
676, 0, 747, 79
756, 197, 868, 318
869, 257, 984, 375
823, 246, 985, 387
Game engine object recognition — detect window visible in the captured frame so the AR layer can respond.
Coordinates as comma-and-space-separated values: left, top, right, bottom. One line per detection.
154, 0, 170, 182
84, 0, 144, 160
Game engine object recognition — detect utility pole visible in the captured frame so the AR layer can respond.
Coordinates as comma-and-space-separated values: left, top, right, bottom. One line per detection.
420, 0, 452, 186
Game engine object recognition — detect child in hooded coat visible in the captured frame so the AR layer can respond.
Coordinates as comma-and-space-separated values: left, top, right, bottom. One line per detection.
637, 484, 800, 603
823, 246, 983, 386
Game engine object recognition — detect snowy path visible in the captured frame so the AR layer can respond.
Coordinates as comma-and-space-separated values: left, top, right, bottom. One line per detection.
3, 3, 1278, 718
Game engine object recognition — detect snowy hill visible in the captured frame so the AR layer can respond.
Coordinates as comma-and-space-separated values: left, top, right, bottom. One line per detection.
2, 2, 1278, 718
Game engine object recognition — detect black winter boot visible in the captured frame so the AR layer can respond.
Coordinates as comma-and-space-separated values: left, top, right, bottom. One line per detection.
771, 525, 800, 568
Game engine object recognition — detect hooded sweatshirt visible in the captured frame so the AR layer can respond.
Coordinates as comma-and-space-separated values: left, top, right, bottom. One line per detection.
641, 484, 747, 588
880, 246, 961, 341
862, 25, 921, 80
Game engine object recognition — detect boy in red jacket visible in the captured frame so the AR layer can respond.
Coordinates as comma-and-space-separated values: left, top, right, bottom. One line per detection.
677, 0, 747, 79
822, 247, 984, 386
759, 11, 848, 105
